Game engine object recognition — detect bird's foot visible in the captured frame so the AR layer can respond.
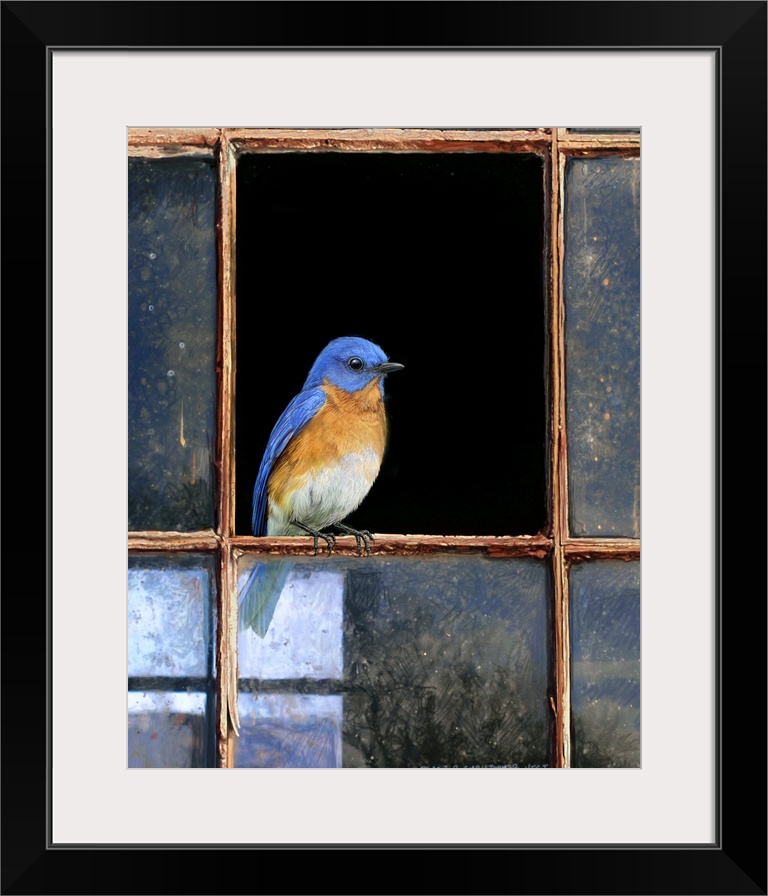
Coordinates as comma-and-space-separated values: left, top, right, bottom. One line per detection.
334, 522, 375, 556
291, 520, 336, 556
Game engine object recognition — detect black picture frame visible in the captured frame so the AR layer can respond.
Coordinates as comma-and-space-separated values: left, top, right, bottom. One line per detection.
3, 2, 765, 894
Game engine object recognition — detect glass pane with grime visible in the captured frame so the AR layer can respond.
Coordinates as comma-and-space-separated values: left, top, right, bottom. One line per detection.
128, 157, 218, 532
235, 555, 551, 768
128, 692, 208, 768
563, 156, 641, 538
570, 560, 641, 768
128, 554, 217, 768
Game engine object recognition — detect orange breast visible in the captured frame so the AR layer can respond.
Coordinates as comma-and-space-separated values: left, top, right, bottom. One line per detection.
267, 378, 388, 517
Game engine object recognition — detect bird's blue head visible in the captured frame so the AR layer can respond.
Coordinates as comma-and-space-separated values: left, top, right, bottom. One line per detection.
303, 336, 404, 395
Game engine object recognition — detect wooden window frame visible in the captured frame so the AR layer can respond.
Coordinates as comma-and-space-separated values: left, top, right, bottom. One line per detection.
127, 126, 641, 768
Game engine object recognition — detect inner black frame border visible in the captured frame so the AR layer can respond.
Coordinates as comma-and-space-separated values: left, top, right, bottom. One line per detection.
3, 2, 765, 894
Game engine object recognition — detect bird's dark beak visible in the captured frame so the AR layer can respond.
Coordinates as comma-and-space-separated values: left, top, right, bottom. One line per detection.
372, 361, 404, 375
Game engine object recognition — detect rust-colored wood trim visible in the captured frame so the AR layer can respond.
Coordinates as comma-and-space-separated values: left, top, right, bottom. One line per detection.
558, 132, 640, 152
128, 531, 220, 551
564, 539, 640, 561
216, 132, 240, 762
228, 534, 552, 558
125, 532, 635, 560
550, 545, 571, 768
128, 128, 221, 156
127, 145, 216, 159
554, 150, 569, 543
549, 131, 571, 768
560, 146, 641, 160
225, 127, 551, 154
217, 134, 237, 540
126, 127, 638, 155
214, 548, 228, 766
223, 544, 241, 752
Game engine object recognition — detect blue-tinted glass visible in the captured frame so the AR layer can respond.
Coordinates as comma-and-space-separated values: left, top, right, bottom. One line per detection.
128, 554, 216, 768
128, 692, 207, 768
128, 157, 218, 531
234, 695, 343, 768
237, 558, 344, 680
235, 555, 550, 768
128, 554, 215, 677
564, 156, 640, 537
570, 561, 640, 767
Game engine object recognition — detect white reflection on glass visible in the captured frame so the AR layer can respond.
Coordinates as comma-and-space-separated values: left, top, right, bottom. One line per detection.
128, 692, 206, 714
237, 564, 343, 680
128, 567, 207, 676
235, 694, 342, 768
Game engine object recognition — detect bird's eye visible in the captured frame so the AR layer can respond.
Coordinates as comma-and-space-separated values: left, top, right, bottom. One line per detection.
348, 357, 364, 371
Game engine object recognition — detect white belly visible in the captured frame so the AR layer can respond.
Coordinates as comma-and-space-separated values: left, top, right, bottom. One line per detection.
267, 450, 382, 535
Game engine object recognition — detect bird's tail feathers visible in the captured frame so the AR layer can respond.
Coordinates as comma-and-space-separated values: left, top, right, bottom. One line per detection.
238, 559, 293, 639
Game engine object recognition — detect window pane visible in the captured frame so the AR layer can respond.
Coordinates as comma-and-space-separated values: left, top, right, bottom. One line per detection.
236, 556, 550, 768
128, 554, 216, 768
234, 695, 343, 768
128, 692, 207, 768
237, 559, 343, 680
128, 157, 218, 531
128, 554, 215, 677
235, 151, 547, 538
570, 560, 640, 767
564, 156, 640, 537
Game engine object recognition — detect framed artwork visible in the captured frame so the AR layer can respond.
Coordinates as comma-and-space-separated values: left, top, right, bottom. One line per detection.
126, 126, 640, 776
8, 1, 764, 893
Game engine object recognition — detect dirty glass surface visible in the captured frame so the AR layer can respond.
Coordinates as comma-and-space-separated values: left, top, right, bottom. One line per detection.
128, 554, 216, 767
128, 692, 208, 768
128, 157, 218, 531
235, 694, 344, 768
234, 555, 550, 768
570, 560, 640, 767
563, 156, 641, 537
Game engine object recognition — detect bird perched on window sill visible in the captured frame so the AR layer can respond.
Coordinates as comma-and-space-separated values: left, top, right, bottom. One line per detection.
239, 336, 403, 639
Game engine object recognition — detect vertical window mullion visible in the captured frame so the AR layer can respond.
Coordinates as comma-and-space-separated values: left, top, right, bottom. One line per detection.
549, 129, 572, 767
215, 132, 240, 765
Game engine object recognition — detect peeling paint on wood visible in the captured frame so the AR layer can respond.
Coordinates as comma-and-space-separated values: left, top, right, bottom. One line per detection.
558, 133, 640, 152
564, 539, 640, 562
127, 145, 216, 159
226, 127, 551, 154
228, 534, 552, 558
128, 531, 219, 551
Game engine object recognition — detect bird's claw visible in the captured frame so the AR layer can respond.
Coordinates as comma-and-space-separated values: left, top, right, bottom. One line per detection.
314, 531, 336, 556
334, 523, 375, 556
292, 520, 337, 556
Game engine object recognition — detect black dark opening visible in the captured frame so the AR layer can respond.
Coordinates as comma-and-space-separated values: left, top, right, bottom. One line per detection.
235, 151, 546, 537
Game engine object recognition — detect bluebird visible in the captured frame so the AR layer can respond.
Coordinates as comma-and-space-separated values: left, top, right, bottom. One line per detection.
239, 336, 403, 638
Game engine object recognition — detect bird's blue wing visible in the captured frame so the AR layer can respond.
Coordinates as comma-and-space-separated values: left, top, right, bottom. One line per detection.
251, 387, 327, 535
